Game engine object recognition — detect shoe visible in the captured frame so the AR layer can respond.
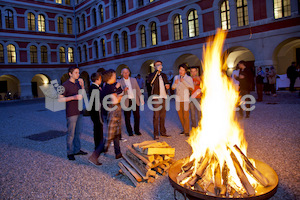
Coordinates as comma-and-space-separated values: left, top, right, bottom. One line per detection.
135, 132, 142, 136
161, 134, 171, 138
120, 138, 127, 142
74, 150, 88, 155
67, 154, 75, 160
154, 136, 159, 140
128, 133, 134, 136
180, 131, 184, 135
115, 153, 122, 159
88, 155, 102, 166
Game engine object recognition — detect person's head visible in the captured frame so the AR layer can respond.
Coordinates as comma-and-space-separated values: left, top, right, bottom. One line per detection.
68, 66, 80, 80
190, 67, 198, 77
154, 61, 163, 71
178, 64, 188, 77
137, 74, 141, 79
102, 69, 116, 84
238, 60, 247, 70
258, 67, 262, 71
121, 68, 130, 79
97, 67, 105, 75
91, 72, 101, 85
270, 66, 275, 71
292, 62, 296, 66
168, 71, 173, 75
265, 68, 269, 72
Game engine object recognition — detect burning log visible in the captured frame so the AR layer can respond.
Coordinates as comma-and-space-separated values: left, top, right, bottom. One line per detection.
230, 150, 256, 196
214, 164, 222, 196
176, 170, 193, 183
234, 145, 269, 187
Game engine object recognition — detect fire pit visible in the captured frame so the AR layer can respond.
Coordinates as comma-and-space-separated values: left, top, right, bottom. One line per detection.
168, 30, 278, 199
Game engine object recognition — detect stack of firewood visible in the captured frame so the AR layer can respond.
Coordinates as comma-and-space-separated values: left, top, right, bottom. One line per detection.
117, 141, 175, 186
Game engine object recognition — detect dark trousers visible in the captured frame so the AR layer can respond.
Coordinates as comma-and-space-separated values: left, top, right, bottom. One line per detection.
238, 90, 251, 117
91, 114, 103, 150
107, 135, 121, 156
256, 83, 263, 101
289, 78, 296, 91
94, 139, 106, 158
124, 99, 140, 135
270, 84, 276, 94
153, 98, 167, 137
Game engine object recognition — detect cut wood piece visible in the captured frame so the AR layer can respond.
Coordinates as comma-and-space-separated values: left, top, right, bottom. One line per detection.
127, 145, 152, 167
146, 170, 157, 179
177, 170, 193, 183
154, 166, 164, 175
182, 159, 194, 172
125, 150, 149, 175
118, 162, 139, 187
194, 181, 205, 193
145, 147, 175, 155
156, 155, 163, 163
141, 141, 170, 149
214, 164, 222, 196
230, 150, 255, 196
187, 176, 198, 186
120, 160, 143, 182
132, 140, 157, 149
145, 155, 155, 163
147, 177, 155, 183
196, 156, 209, 177
233, 145, 269, 187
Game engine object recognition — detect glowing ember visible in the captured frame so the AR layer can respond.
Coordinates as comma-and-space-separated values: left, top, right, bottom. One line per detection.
177, 29, 269, 197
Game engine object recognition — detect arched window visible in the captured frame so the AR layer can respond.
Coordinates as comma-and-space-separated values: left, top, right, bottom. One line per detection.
237, 0, 249, 26
140, 25, 146, 48
76, 17, 80, 33
28, 12, 35, 31
112, 0, 118, 18
94, 41, 99, 58
188, 10, 199, 38
121, 0, 126, 14
114, 34, 120, 54
83, 45, 87, 61
92, 8, 97, 26
82, 14, 86, 31
7, 44, 16, 63
99, 5, 104, 23
274, 0, 291, 19
78, 47, 82, 62
56, 0, 62, 4
30, 46, 37, 63
101, 39, 106, 57
65, 0, 70, 5
38, 14, 45, 32
0, 44, 4, 63
41, 46, 48, 63
220, 0, 231, 30
149, 0, 154, 2
151, 22, 157, 46
138, 0, 144, 7
57, 17, 64, 33
174, 14, 183, 41
68, 47, 74, 63
67, 18, 73, 34
122, 31, 128, 52
59, 47, 66, 63
5, 10, 14, 29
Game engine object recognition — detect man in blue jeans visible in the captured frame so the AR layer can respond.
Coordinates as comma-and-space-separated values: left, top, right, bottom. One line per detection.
59, 66, 88, 160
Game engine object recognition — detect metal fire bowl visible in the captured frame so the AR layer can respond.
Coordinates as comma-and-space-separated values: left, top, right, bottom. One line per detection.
168, 158, 278, 200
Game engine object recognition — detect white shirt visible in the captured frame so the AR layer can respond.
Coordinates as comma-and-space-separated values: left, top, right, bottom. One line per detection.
153, 74, 168, 99
231, 70, 240, 90
123, 78, 134, 99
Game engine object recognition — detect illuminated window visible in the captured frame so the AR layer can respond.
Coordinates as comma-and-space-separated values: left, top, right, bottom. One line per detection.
123, 31, 128, 52
38, 14, 45, 32
114, 34, 120, 54
237, 0, 249, 26
101, 39, 106, 57
174, 14, 183, 40
0, 44, 4, 63
99, 5, 104, 23
274, 0, 291, 19
94, 41, 99, 58
149, 0, 154, 2
41, 46, 48, 63
68, 47, 74, 63
7, 44, 16, 63
121, 0, 126, 14
140, 25, 146, 48
220, 0, 231, 30
28, 13, 35, 31
57, 17, 64, 33
56, 0, 62, 4
92, 8, 97, 26
67, 18, 72, 34
5, 10, 14, 29
82, 14, 86, 31
59, 47, 66, 63
65, 0, 70, 5
112, 0, 118, 17
30, 46, 37, 63
151, 22, 157, 46
83, 45, 87, 61
188, 10, 199, 37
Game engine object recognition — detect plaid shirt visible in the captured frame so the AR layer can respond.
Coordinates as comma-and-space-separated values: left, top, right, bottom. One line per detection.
107, 104, 122, 141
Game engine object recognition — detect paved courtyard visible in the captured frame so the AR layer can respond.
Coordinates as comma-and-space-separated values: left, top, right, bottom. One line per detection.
0, 91, 299, 200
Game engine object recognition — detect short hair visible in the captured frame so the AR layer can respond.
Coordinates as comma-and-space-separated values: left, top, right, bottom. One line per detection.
97, 67, 105, 74
91, 72, 101, 82
238, 60, 247, 67
154, 61, 162, 66
265, 68, 269, 70
190, 66, 198, 71
292, 62, 296, 65
121, 68, 130, 75
101, 69, 116, 83
68, 66, 79, 74
178, 63, 188, 72
137, 74, 141, 76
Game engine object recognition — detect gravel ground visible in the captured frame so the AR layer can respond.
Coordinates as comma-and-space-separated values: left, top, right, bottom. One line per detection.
0, 91, 299, 200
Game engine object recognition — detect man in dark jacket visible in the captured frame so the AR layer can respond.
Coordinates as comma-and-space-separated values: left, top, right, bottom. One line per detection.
287, 62, 298, 92
234, 60, 253, 118
147, 61, 170, 140
89, 72, 103, 150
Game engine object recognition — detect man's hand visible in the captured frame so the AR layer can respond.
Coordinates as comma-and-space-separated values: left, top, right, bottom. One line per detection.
124, 87, 129, 92
74, 94, 83, 100
116, 82, 121, 88
78, 78, 84, 89
239, 75, 245, 79
165, 84, 170, 90
175, 79, 179, 84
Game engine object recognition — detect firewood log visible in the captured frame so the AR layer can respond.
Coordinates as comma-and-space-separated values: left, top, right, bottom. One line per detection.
120, 160, 143, 182
214, 164, 222, 196
147, 177, 155, 183
145, 147, 175, 155
118, 162, 139, 186
127, 145, 152, 167
230, 150, 255, 196
125, 150, 149, 175
177, 170, 193, 183
233, 145, 269, 187
122, 154, 147, 179
132, 140, 157, 150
